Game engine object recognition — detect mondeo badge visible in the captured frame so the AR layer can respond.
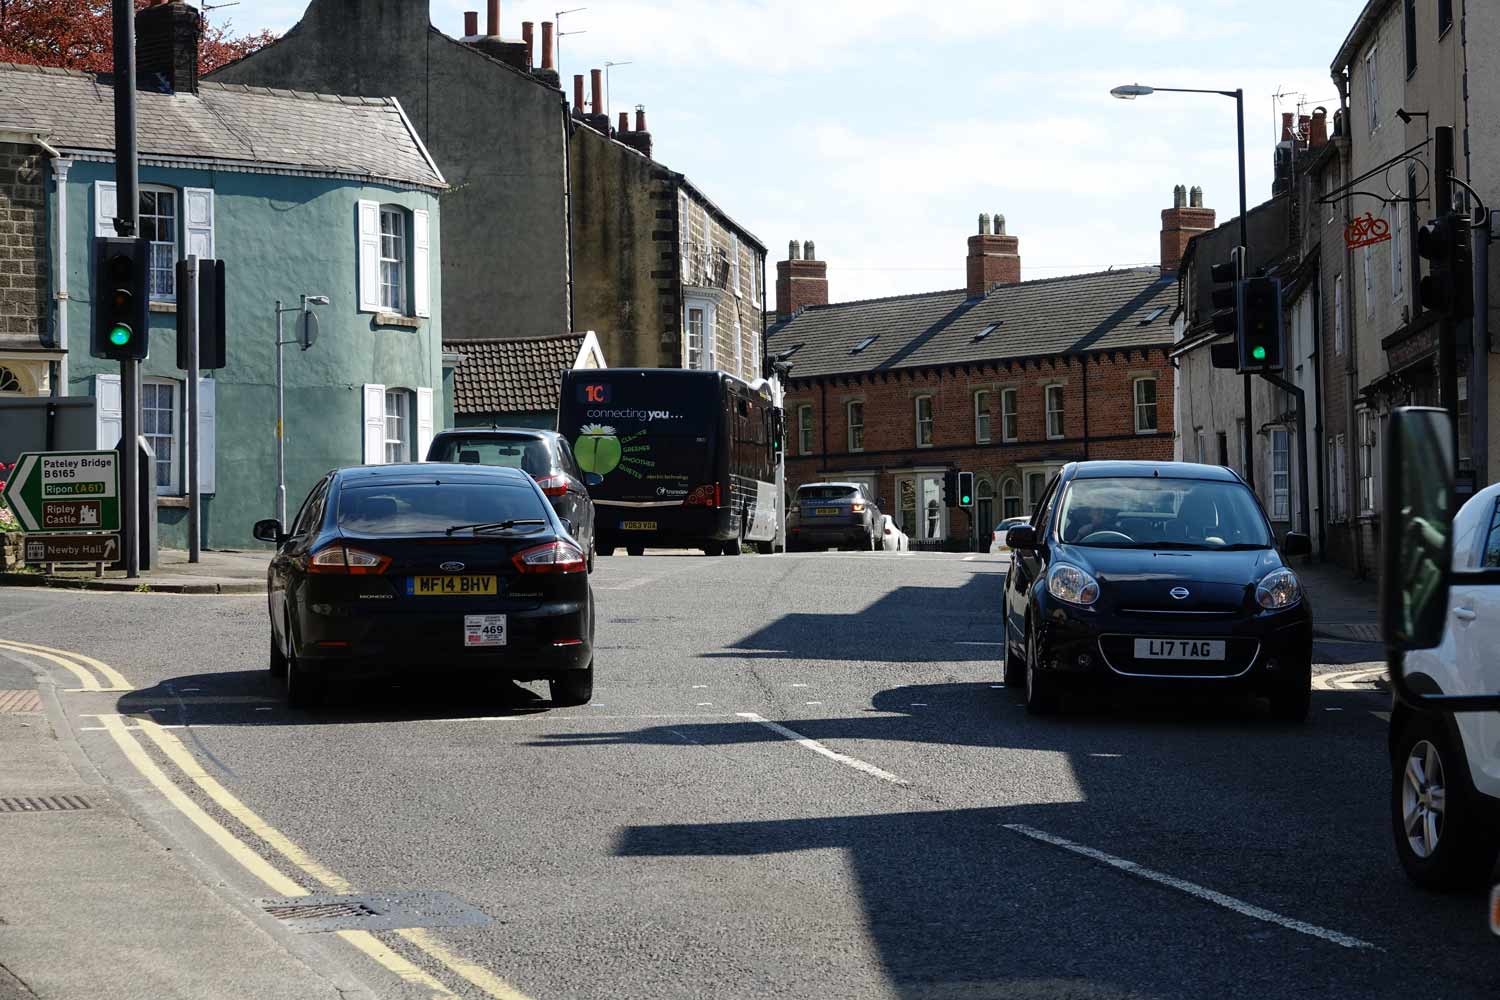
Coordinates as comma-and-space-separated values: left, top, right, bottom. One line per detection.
1170, 587, 1190, 600
440, 561, 466, 573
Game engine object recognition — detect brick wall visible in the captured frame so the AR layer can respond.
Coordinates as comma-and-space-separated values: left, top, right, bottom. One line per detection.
783, 347, 1173, 545
0, 142, 48, 344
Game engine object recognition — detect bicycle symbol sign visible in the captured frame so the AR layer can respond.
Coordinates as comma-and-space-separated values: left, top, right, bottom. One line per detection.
1345, 211, 1392, 250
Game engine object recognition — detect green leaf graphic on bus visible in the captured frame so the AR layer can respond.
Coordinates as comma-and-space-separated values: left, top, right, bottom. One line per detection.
575, 424, 623, 475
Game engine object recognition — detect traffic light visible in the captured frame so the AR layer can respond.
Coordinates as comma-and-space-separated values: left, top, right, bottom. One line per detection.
1417, 212, 1474, 320
771, 408, 785, 454
1209, 247, 1244, 339
957, 471, 975, 508
943, 468, 958, 507
92, 237, 150, 361
1238, 276, 1284, 372
176, 258, 227, 370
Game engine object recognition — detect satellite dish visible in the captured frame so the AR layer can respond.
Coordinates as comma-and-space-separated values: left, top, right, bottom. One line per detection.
298, 311, 319, 351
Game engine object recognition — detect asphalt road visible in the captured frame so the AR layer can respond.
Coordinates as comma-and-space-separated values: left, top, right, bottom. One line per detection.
1, 551, 1495, 999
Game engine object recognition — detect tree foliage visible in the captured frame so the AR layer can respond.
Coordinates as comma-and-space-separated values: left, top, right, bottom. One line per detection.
0, 1, 278, 75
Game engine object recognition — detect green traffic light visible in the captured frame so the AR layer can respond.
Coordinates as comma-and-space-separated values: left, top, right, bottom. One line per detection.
1252, 345, 1266, 361
109, 324, 132, 346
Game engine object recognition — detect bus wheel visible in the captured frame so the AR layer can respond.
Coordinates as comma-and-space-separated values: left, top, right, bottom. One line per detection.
626, 545, 645, 556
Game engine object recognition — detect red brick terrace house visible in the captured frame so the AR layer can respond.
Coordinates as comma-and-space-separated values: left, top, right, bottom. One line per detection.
766, 198, 1199, 548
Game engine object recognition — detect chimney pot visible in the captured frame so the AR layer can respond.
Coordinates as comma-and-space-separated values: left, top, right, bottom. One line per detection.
521, 21, 534, 65
618, 111, 629, 134
978, 212, 990, 236
789, 240, 801, 261
464, 10, 478, 36
804, 240, 816, 261
1189, 185, 1203, 207
486, 0, 500, 37
541, 21, 555, 70
590, 68, 604, 116
1173, 184, 1186, 208
573, 74, 584, 112
635, 105, 647, 132
1309, 107, 1329, 148
994, 213, 1006, 236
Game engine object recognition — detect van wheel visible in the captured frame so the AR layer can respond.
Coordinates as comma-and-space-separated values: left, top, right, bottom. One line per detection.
1391, 713, 1500, 890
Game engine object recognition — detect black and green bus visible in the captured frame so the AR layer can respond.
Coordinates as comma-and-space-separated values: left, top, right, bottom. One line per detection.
558, 369, 779, 556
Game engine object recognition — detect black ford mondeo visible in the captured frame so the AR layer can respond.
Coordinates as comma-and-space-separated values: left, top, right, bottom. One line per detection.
254, 464, 594, 709
1001, 461, 1313, 721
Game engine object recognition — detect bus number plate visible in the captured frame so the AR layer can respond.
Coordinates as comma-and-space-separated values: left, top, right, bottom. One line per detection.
621, 521, 656, 531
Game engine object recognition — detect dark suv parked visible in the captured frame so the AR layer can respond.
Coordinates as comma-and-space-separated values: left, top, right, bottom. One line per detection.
426, 429, 600, 571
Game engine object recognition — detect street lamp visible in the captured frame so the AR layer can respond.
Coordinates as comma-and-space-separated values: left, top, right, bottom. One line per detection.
274, 294, 329, 526
1112, 80, 1253, 490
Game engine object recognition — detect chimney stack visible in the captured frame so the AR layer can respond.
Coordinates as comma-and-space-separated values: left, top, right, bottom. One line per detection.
965, 213, 1020, 297
521, 21, 534, 67
135, 0, 201, 95
463, 10, 479, 37
776, 239, 828, 319
541, 21, 555, 70
486, 0, 500, 37
635, 106, 648, 132
1309, 107, 1329, 148
618, 111, 629, 134
1160, 184, 1215, 273
619, 105, 653, 157
573, 74, 585, 113
465, 0, 531, 71
590, 68, 604, 115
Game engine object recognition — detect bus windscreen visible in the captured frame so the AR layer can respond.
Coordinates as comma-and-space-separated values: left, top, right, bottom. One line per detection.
561, 375, 719, 503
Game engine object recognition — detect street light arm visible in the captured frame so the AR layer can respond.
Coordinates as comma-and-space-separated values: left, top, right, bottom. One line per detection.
1147, 86, 1242, 98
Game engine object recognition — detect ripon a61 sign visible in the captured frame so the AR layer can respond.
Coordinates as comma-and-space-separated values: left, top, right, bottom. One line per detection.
1, 451, 120, 534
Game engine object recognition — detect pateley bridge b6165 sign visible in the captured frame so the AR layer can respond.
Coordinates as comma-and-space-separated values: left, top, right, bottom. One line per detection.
1, 451, 120, 534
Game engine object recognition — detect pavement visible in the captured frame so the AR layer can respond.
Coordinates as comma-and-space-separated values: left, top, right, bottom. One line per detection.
0, 549, 1491, 1000
1295, 557, 1383, 642
0, 548, 268, 594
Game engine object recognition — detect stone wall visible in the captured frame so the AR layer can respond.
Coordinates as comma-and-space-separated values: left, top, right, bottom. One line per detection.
0, 141, 48, 347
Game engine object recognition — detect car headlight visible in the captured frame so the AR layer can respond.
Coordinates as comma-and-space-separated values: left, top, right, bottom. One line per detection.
1047, 564, 1099, 606
1256, 568, 1301, 610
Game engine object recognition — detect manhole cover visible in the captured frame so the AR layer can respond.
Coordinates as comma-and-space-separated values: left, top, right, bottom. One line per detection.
0, 795, 91, 813
0, 690, 41, 714
256, 891, 492, 933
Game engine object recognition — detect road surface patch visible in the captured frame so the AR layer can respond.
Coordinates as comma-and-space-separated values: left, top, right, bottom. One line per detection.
1002, 823, 1377, 950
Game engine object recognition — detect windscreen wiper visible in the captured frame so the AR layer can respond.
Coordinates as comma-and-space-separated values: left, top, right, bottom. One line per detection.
445, 518, 547, 536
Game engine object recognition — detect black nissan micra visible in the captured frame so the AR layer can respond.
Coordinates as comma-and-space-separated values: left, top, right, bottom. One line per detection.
1001, 461, 1313, 720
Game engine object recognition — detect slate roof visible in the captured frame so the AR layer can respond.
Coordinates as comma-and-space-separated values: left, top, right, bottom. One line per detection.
765, 267, 1176, 379
449, 335, 587, 415
0, 63, 445, 190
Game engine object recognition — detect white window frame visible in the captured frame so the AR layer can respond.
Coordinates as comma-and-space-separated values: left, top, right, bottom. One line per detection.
797, 404, 813, 455
730, 233, 742, 298
974, 389, 991, 443
1045, 384, 1064, 440
1365, 45, 1380, 133
142, 376, 181, 495
1133, 377, 1158, 434
1333, 274, 1345, 354
379, 206, 407, 314
1271, 428, 1290, 520
1357, 409, 1377, 514
385, 388, 410, 464
140, 184, 178, 302
847, 400, 865, 452
684, 297, 716, 370
1001, 387, 1018, 442
914, 395, 934, 448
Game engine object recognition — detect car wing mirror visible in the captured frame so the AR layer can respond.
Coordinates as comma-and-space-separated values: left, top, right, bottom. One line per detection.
1006, 525, 1037, 551
252, 518, 286, 546
1380, 406, 1500, 711
1282, 531, 1311, 557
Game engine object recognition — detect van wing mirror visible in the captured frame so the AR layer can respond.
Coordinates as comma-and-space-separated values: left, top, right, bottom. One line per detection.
1380, 407, 1500, 710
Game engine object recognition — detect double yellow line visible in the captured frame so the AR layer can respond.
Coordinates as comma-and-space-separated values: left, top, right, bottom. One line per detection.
0, 639, 533, 1000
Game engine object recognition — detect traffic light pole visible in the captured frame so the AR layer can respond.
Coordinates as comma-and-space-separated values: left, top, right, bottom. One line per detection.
111, 0, 141, 578
185, 256, 200, 563
1235, 88, 1254, 495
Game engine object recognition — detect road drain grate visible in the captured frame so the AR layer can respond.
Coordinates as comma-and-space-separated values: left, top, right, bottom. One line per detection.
0, 691, 41, 714
0, 795, 92, 813
257, 891, 492, 933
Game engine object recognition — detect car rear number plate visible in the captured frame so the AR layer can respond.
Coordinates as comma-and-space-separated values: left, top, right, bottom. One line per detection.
408, 575, 497, 596
464, 614, 507, 647
1134, 638, 1225, 660
815, 507, 840, 515
621, 520, 656, 531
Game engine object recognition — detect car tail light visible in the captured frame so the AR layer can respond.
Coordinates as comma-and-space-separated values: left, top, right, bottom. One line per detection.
685, 484, 720, 507
534, 473, 570, 498
851, 502, 865, 513
308, 545, 391, 575
513, 540, 586, 574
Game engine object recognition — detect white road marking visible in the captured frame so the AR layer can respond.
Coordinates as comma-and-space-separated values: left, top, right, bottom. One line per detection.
255, 707, 273, 712
735, 712, 907, 785
594, 576, 655, 591
1002, 823, 1377, 950
962, 556, 977, 561
1311, 666, 1387, 691
955, 641, 1003, 646
790, 684, 809, 688
1325, 707, 1343, 712
989, 684, 1004, 689
1089, 753, 1122, 758
804, 701, 823, 706
910, 703, 927, 707
1372, 710, 1392, 721
696, 702, 712, 707
78, 712, 735, 731
692, 684, 708, 689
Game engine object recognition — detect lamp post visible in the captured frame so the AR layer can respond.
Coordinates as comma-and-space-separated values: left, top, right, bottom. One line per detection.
1112, 83, 1254, 492
274, 295, 329, 526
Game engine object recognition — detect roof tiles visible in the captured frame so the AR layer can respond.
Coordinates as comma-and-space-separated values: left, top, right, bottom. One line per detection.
448, 335, 587, 415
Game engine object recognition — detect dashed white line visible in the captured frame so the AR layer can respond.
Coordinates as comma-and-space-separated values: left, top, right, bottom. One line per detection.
955, 641, 1003, 646
736, 712, 907, 785
804, 701, 822, 706
1002, 824, 1377, 950
790, 684, 809, 688
696, 702, 712, 707
692, 684, 708, 689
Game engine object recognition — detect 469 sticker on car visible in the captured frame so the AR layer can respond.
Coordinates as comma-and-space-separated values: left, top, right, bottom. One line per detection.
464, 615, 507, 647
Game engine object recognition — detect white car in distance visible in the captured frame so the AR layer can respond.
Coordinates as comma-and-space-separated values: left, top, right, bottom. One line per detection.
989, 516, 1030, 556
879, 514, 909, 552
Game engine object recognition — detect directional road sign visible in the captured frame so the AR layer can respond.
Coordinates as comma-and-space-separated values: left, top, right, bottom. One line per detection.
23, 534, 121, 564
2, 451, 120, 534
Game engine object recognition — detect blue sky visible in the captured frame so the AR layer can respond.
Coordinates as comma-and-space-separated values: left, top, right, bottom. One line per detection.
222, 0, 1367, 303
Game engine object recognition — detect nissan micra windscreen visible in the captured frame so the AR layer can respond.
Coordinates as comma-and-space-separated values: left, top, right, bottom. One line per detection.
1056, 478, 1270, 549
